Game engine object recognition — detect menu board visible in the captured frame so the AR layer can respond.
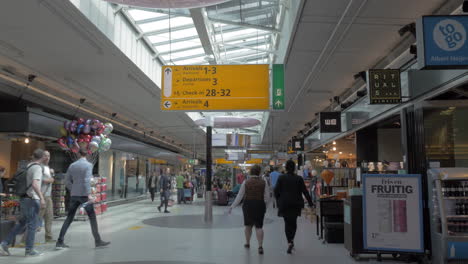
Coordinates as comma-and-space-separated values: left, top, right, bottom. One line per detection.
362, 174, 424, 253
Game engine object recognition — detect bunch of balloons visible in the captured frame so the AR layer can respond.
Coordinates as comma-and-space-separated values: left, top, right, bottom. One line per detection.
57, 118, 113, 154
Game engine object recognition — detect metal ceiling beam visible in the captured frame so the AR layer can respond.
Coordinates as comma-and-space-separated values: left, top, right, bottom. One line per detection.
215, 31, 271, 44
209, 18, 279, 33
142, 24, 194, 37
190, 8, 217, 65
152, 35, 200, 46
128, 7, 191, 17
207, 4, 277, 19
135, 14, 179, 25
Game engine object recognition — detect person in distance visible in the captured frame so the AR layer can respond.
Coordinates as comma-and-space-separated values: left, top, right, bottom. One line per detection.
229, 165, 269, 255
274, 160, 313, 254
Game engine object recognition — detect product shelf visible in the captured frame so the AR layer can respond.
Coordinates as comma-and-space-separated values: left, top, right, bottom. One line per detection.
447, 215, 468, 219
444, 197, 468, 200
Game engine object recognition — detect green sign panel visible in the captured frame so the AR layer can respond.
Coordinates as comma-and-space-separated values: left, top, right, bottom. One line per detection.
272, 64, 285, 110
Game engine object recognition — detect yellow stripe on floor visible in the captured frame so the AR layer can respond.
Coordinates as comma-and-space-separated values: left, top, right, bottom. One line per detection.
128, 226, 143, 230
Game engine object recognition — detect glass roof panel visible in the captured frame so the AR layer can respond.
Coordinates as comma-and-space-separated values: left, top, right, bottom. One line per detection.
157, 40, 202, 53
128, 9, 166, 20
138, 17, 193, 32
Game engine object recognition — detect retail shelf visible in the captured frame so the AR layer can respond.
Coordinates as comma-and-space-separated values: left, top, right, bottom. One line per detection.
444, 197, 468, 200
447, 215, 468, 219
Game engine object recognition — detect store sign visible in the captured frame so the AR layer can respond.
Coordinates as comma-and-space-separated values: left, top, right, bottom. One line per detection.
362, 174, 424, 253
291, 138, 304, 151
272, 64, 285, 110
417, 16, 468, 68
346, 112, 369, 130
214, 158, 234, 164
367, 69, 402, 104
319, 112, 342, 133
161, 65, 269, 111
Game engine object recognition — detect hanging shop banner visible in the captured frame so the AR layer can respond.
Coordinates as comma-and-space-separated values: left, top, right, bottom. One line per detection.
362, 174, 424, 253
291, 138, 304, 151
345, 111, 369, 130
417, 16, 468, 69
319, 112, 342, 133
367, 69, 402, 104
272, 64, 285, 110
161, 65, 269, 111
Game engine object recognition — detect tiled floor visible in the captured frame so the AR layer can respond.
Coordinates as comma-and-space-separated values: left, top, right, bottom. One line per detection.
1, 196, 414, 264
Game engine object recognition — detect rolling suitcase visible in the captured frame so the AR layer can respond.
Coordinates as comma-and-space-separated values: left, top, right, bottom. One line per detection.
217, 189, 228, 206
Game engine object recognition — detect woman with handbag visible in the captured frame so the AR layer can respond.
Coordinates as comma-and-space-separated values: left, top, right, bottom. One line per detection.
274, 160, 313, 254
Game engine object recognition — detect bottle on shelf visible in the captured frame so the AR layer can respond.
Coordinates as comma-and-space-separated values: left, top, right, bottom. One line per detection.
448, 183, 453, 197
464, 181, 468, 197
458, 182, 464, 197
442, 182, 447, 197
455, 200, 461, 215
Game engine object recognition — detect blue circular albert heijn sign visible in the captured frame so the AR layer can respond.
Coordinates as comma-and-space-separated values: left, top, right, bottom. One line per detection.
420, 16, 468, 68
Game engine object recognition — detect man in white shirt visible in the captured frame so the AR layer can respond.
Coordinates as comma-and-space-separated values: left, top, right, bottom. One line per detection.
0, 149, 46, 257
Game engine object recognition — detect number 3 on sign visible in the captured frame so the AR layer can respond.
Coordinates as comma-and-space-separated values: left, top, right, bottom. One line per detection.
204, 101, 209, 108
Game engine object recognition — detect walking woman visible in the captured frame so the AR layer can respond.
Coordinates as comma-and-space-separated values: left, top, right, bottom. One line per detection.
274, 160, 313, 254
229, 165, 269, 255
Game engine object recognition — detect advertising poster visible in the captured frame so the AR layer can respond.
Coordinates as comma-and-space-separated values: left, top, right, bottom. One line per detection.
362, 174, 424, 253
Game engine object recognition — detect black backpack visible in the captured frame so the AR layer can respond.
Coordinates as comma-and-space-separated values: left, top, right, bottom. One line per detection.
11, 163, 43, 197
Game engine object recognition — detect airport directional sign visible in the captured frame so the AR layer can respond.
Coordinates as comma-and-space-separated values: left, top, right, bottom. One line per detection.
161, 65, 269, 111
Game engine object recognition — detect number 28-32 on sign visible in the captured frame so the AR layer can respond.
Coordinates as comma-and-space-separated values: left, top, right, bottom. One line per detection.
160, 65, 270, 111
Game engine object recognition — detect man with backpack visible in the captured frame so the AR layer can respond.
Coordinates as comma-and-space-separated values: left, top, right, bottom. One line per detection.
0, 149, 47, 257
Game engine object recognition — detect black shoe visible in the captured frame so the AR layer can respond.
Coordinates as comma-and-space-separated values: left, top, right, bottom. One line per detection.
55, 242, 70, 250
157, 206, 161, 212
287, 243, 294, 254
258, 247, 264, 255
164, 210, 170, 213
95, 240, 111, 248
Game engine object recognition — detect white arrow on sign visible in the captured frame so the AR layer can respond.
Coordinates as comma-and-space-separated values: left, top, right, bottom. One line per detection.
275, 100, 283, 107
163, 100, 172, 109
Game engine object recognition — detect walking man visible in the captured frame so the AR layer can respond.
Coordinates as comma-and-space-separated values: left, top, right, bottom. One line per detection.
39, 151, 55, 243
176, 172, 185, 204
158, 168, 171, 213
56, 149, 110, 249
148, 172, 157, 202
0, 149, 47, 257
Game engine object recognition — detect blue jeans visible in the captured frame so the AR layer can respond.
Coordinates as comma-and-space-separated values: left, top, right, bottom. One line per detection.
2, 198, 39, 250
177, 188, 185, 204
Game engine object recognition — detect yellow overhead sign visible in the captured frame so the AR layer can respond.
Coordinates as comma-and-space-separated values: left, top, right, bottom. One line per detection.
215, 158, 234, 164
161, 65, 269, 111
246, 159, 263, 164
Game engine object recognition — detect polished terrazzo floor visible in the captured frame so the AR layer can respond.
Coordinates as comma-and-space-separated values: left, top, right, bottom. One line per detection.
0, 195, 415, 264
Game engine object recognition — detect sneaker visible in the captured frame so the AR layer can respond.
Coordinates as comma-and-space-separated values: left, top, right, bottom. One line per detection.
95, 240, 111, 248
0, 243, 10, 256
164, 210, 170, 213
55, 242, 70, 250
25, 249, 43, 257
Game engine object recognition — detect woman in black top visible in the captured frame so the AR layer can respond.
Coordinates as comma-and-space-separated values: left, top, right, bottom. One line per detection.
274, 160, 313, 254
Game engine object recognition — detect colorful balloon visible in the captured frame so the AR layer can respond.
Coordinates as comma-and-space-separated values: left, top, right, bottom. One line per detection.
91, 120, 101, 130
102, 123, 113, 135
76, 124, 85, 134
58, 137, 69, 150
64, 121, 71, 131
77, 118, 85, 125
67, 136, 74, 148
89, 141, 99, 153
69, 121, 78, 133
91, 136, 101, 144
86, 119, 92, 125
83, 124, 91, 134
59, 127, 67, 137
